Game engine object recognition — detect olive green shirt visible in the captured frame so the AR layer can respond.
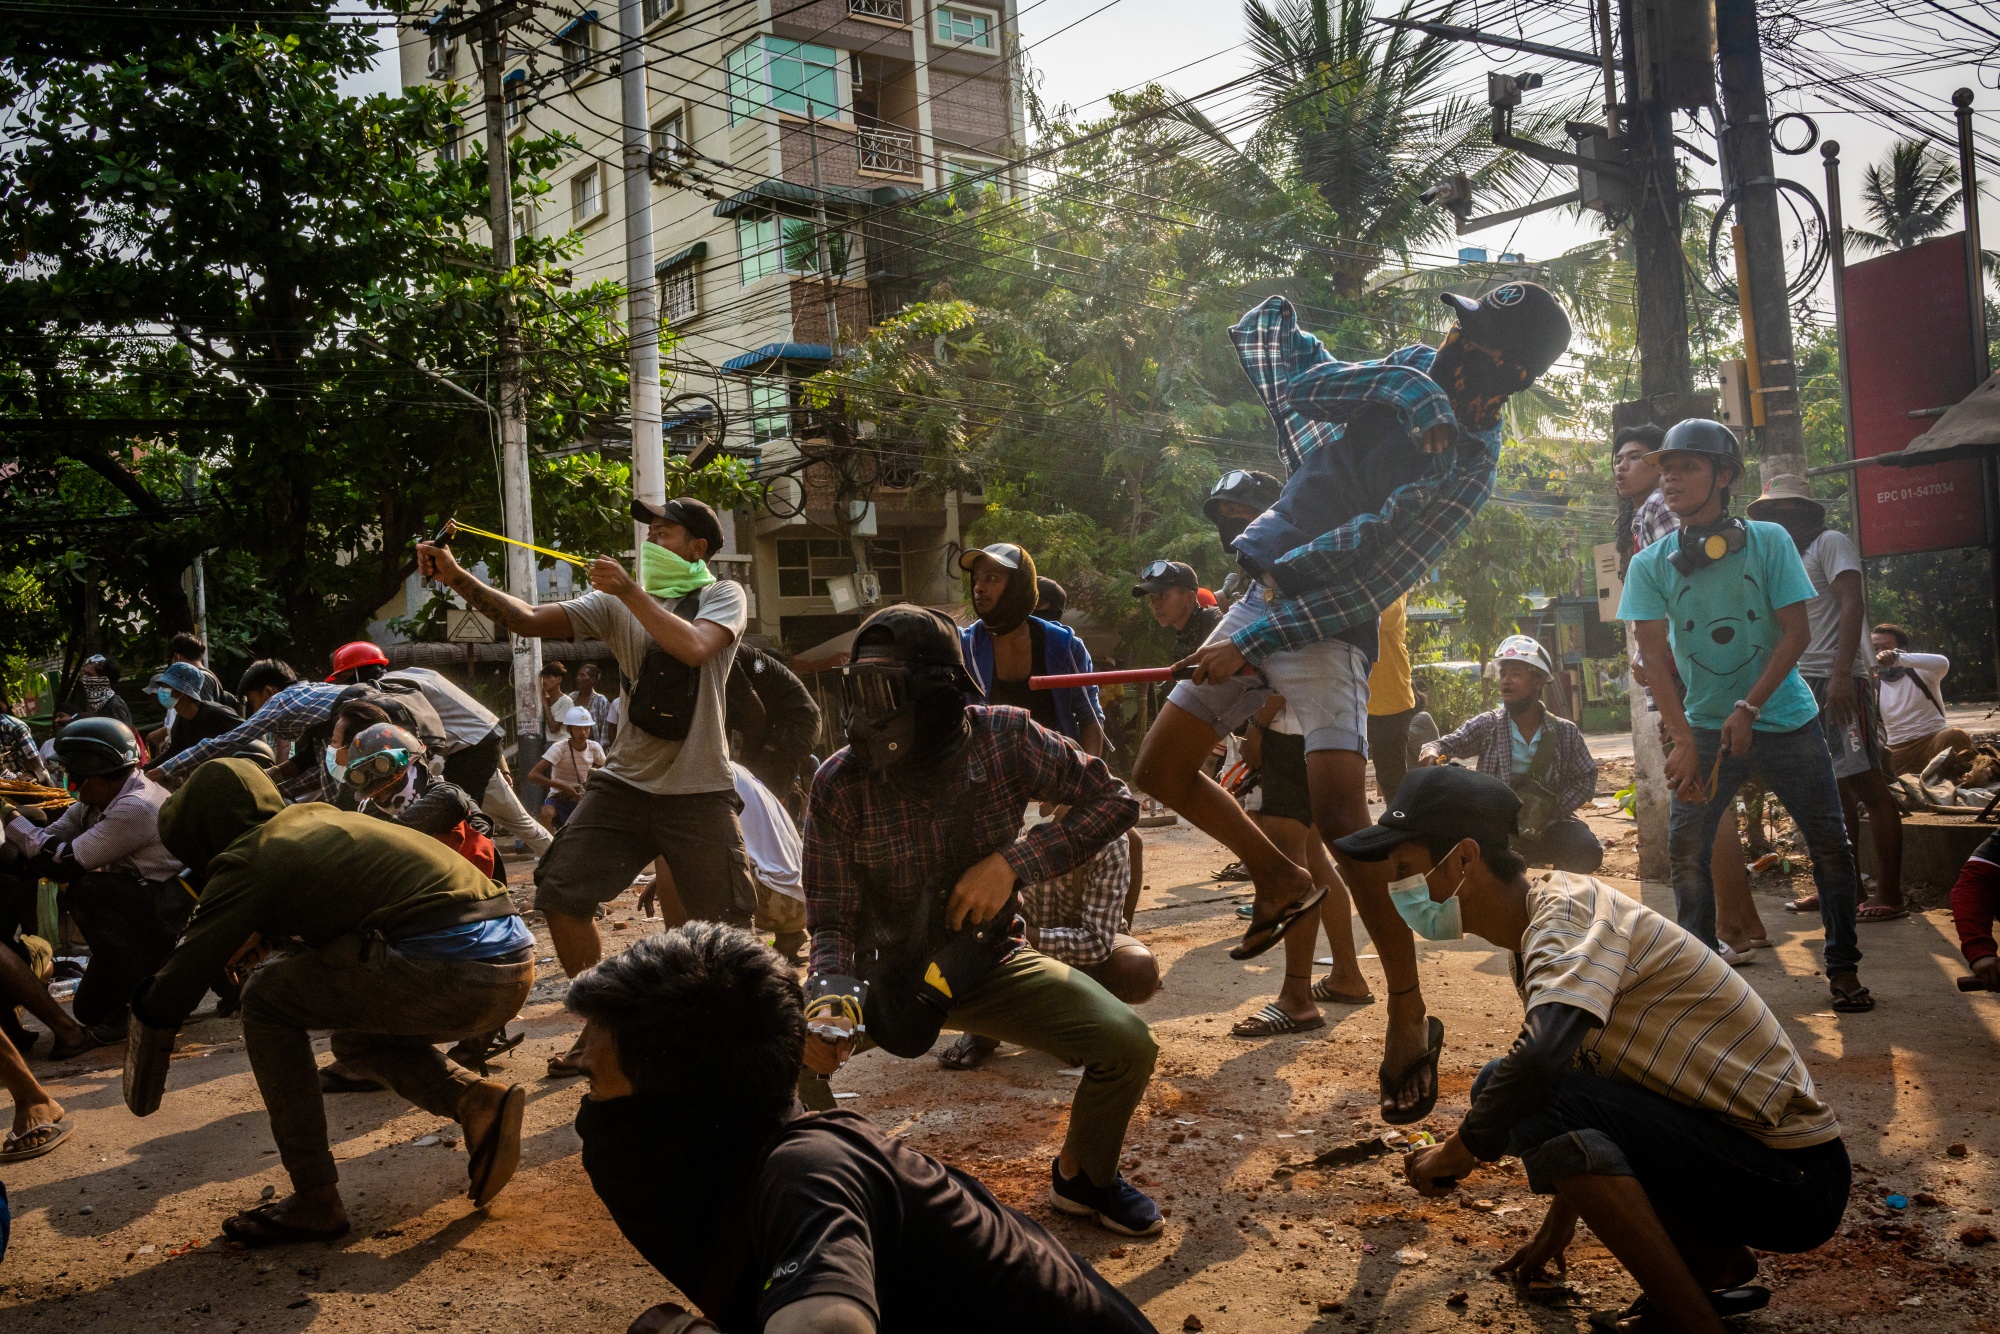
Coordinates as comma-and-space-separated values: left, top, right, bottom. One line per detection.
139, 803, 516, 1028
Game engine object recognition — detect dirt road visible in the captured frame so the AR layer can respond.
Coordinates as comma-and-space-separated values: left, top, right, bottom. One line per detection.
4, 813, 2000, 1332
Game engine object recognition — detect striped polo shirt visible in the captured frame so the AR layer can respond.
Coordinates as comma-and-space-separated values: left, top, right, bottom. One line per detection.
1513, 873, 1840, 1150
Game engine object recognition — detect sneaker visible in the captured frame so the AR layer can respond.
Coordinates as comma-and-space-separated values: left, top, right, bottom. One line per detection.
1049, 1160, 1163, 1236
1717, 942, 1757, 968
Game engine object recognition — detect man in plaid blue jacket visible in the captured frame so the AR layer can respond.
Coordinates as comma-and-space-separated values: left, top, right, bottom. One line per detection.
1134, 283, 1570, 1127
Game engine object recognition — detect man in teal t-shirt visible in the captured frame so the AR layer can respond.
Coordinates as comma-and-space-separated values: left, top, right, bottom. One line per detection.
1618, 420, 1868, 1012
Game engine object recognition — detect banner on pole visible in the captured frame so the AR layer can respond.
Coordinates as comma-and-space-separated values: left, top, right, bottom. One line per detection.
1843, 233, 1986, 557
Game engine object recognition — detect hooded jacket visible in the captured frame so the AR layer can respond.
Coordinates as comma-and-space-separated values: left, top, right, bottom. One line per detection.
136, 759, 518, 1028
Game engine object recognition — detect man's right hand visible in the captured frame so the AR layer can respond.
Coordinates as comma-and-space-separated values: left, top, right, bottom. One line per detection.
801, 1014, 854, 1076
415, 540, 465, 584
1417, 743, 1445, 767
1825, 674, 1857, 729
1974, 957, 2000, 992
1662, 727, 1703, 799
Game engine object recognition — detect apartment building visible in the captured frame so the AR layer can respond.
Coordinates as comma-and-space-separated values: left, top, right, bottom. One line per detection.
396, 0, 1020, 652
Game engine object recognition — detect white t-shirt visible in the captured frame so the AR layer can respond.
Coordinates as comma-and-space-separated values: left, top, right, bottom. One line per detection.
1796, 530, 1868, 680
731, 761, 802, 899
1878, 651, 1950, 746
540, 737, 606, 792
557, 580, 746, 795
543, 692, 575, 736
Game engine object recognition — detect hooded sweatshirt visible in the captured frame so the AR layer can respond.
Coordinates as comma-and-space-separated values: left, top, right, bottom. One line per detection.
136, 759, 518, 1028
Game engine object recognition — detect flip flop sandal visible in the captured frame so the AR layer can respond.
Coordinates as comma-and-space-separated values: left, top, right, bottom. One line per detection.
47, 1030, 107, 1062
1783, 896, 1820, 914
0, 1118, 71, 1163
1829, 977, 1876, 1013
1309, 977, 1375, 1005
467, 1084, 526, 1208
1210, 861, 1251, 882
1229, 884, 1329, 961
319, 1068, 386, 1094
1378, 1015, 1445, 1126
546, 1051, 587, 1078
936, 1033, 999, 1070
1230, 1004, 1325, 1038
448, 1027, 527, 1073
1857, 906, 1910, 923
220, 1202, 351, 1248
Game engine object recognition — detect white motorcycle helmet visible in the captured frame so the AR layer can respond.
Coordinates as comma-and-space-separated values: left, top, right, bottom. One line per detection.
1486, 634, 1554, 681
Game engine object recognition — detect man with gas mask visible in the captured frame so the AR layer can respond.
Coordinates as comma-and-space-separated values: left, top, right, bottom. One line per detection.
800, 605, 1160, 1236
1617, 420, 1869, 1013
1134, 284, 1571, 1128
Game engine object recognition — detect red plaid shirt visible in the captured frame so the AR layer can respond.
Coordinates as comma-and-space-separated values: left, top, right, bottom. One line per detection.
803, 707, 1140, 978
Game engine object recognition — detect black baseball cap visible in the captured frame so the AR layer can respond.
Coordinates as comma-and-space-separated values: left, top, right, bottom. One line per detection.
1439, 281, 1572, 380
1132, 559, 1199, 596
850, 604, 979, 695
1203, 468, 1283, 522
632, 496, 726, 555
1035, 576, 1067, 619
1331, 766, 1520, 861
956, 542, 1026, 573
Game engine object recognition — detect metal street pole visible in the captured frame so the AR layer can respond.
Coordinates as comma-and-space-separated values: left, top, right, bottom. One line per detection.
478, 3, 543, 750
1716, 0, 1805, 485
1952, 88, 2000, 695
618, 0, 664, 554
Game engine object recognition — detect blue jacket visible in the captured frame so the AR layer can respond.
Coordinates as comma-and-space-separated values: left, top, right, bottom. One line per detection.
961, 617, 1103, 744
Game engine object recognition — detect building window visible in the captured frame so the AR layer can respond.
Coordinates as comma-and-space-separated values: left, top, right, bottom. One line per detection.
560, 18, 595, 83
738, 210, 854, 282
750, 382, 790, 444
738, 212, 780, 284
572, 165, 605, 225
848, 0, 906, 19
642, 0, 677, 23
775, 538, 904, 599
726, 36, 840, 124
514, 206, 532, 239
661, 257, 698, 323
933, 4, 996, 50
503, 72, 526, 129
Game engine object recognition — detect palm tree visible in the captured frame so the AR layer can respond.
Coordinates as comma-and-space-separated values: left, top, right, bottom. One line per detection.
1845, 137, 1962, 255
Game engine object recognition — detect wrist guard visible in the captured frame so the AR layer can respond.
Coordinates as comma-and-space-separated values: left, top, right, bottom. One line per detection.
804, 974, 866, 1038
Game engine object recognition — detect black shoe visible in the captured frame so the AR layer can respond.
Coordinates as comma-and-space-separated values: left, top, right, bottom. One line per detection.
1049, 1160, 1163, 1237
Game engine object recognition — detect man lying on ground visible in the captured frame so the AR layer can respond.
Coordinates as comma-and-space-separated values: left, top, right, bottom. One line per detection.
1337, 766, 1849, 1333
570, 923, 1156, 1334
801, 605, 1159, 1237
1419, 635, 1601, 873
1134, 284, 1570, 1128
126, 759, 533, 1246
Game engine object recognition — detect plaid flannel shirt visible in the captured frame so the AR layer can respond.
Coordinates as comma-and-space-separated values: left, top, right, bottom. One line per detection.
1432, 706, 1599, 816
1225, 297, 1502, 665
155, 681, 347, 803
1020, 833, 1129, 967
803, 706, 1139, 979
1633, 489, 1676, 554
0, 714, 44, 781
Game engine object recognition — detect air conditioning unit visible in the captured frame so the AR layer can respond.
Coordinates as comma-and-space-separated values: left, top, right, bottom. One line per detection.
427, 33, 457, 79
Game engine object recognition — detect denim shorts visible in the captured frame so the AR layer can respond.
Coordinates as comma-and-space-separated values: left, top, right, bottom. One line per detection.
1167, 586, 1371, 755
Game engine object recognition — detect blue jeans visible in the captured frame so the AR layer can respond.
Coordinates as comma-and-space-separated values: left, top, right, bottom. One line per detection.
1469, 1061, 1850, 1254
1667, 721, 1860, 973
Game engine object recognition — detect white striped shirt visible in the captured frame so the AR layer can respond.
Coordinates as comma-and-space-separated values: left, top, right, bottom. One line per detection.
1514, 874, 1840, 1150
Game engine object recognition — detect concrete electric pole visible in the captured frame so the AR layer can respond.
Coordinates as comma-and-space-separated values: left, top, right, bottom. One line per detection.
472, 0, 544, 748
1715, 0, 1806, 485
617, 0, 664, 553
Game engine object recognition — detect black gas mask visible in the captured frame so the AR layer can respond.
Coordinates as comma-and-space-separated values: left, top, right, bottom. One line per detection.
1429, 328, 1528, 433
842, 660, 966, 773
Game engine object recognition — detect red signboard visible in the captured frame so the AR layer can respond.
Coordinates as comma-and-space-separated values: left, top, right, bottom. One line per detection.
1843, 233, 1986, 557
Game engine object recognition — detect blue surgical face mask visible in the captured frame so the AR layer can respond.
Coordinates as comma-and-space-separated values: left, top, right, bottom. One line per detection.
1387, 866, 1465, 941
155, 688, 176, 710
323, 745, 345, 780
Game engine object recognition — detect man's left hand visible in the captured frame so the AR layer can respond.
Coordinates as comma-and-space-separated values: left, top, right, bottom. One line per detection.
590, 555, 639, 599
1825, 675, 1857, 729
1403, 1136, 1475, 1197
1188, 638, 1248, 686
947, 851, 1017, 931
1719, 704, 1755, 760
626, 1302, 718, 1334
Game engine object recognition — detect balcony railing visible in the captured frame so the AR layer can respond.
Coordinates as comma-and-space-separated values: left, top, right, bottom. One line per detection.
848, 0, 907, 19
857, 126, 918, 177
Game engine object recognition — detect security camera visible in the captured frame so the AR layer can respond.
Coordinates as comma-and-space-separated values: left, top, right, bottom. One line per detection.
1486, 70, 1545, 109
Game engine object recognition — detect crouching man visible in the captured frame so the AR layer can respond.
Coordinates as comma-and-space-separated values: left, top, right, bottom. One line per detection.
801, 605, 1161, 1237
570, 923, 1156, 1334
125, 759, 534, 1245
1335, 767, 1849, 1332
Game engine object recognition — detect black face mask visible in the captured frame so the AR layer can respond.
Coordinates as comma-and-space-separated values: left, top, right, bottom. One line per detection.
844, 666, 967, 773
1431, 330, 1528, 432
1214, 514, 1251, 551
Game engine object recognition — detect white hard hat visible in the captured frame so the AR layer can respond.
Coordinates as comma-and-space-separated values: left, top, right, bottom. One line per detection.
562, 706, 597, 727
1487, 634, 1554, 680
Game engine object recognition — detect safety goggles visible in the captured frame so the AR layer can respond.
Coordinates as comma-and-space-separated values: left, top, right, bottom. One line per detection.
839, 662, 911, 717
1210, 469, 1255, 495
338, 747, 417, 791
1137, 559, 1177, 582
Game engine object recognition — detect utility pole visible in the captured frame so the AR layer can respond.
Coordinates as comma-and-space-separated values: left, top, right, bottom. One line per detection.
618, 0, 664, 553
1715, 0, 1805, 485
1953, 88, 2000, 695
470, 0, 543, 750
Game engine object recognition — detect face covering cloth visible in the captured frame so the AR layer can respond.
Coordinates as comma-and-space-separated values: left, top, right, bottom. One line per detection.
638, 541, 717, 599
977, 548, 1039, 637
1387, 867, 1465, 941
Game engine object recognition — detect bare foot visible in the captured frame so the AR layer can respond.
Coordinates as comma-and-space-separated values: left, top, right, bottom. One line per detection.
11, 1096, 64, 1139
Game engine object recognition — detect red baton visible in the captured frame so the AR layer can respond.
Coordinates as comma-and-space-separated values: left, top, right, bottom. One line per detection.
1030, 666, 1196, 690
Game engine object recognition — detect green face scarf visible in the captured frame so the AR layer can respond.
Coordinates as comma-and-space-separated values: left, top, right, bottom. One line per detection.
638, 540, 717, 598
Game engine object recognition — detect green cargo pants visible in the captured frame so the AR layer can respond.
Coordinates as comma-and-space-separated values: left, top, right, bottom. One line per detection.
800, 946, 1156, 1187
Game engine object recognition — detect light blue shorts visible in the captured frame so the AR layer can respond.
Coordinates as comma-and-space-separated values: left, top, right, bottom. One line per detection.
1166, 586, 1372, 755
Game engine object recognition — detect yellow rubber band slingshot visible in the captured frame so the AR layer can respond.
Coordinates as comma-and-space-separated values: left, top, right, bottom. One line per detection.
433, 518, 592, 570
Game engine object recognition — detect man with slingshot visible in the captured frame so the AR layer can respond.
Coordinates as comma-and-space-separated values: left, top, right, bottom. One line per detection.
1131, 283, 1571, 1126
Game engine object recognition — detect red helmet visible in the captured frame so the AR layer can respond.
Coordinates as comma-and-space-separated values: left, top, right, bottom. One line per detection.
326, 640, 390, 682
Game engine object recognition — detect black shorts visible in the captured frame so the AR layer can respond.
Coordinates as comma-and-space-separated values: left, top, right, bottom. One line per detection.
533, 775, 754, 925
1257, 731, 1315, 827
